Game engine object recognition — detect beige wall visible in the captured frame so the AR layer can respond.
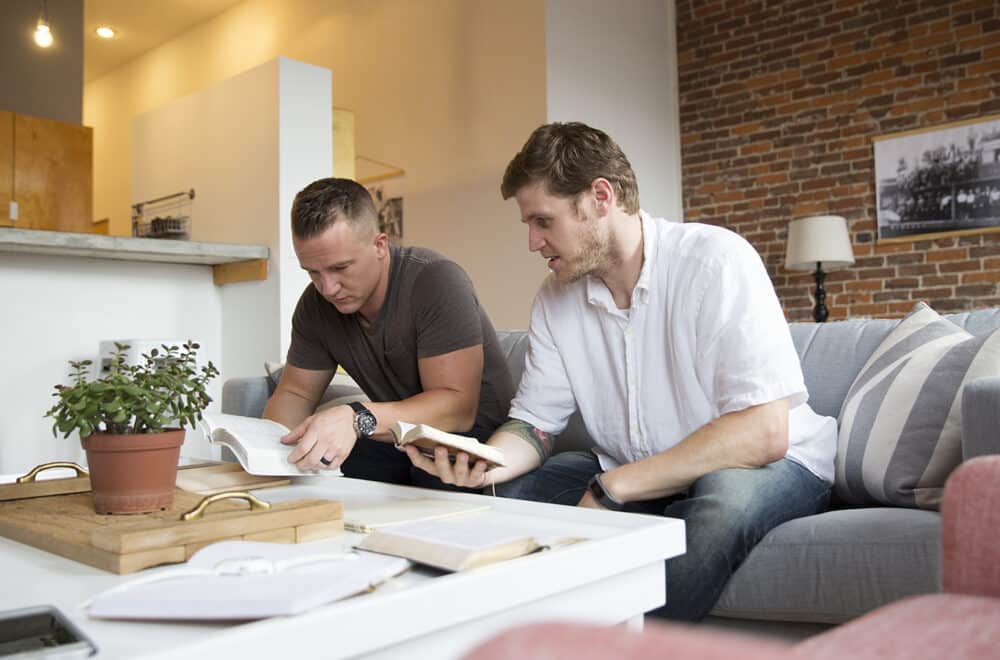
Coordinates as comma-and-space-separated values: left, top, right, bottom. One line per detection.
83, 0, 548, 329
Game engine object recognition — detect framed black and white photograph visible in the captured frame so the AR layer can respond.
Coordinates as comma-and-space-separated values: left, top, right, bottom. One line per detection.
874, 113, 1000, 243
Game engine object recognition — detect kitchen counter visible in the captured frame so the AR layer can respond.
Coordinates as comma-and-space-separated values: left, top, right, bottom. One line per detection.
0, 228, 268, 283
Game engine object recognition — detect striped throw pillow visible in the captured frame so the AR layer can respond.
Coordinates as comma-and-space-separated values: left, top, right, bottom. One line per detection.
835, 302, 1000, 510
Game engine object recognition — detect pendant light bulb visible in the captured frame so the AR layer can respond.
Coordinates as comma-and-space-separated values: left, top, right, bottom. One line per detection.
34, 19, 53, 48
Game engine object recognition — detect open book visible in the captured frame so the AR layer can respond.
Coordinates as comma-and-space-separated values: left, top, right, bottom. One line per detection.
201, 413, 341, 477
355, 515, 581, 572
344, 498, 491, 533
86, 541, 410, 620
391, 421, 506, 468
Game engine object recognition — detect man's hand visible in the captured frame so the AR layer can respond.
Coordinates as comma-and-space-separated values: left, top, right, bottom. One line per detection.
577, 489, 605, 509
404, 445, 492, 489
281, 404, 357, 470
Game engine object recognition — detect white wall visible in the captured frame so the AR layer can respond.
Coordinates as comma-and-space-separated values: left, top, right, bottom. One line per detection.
132, 58, 328, 377
0, 255, 222, 473
545, 0, 683, 222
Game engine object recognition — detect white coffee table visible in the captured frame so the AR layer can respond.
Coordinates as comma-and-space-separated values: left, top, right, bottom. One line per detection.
0, 476, 685, 659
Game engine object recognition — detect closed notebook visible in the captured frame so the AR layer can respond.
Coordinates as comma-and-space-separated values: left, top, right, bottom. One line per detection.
86, 541, 410, 620
344, 498, 491, 533
391, 421, 506, 468
201, 413, 341, 477
355, 515, 580, 572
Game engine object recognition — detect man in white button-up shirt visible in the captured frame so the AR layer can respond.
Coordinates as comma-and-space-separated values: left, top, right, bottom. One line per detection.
406, 122, 836, 621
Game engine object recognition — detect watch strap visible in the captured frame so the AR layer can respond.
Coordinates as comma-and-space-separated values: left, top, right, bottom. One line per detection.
347, 401, 375, 440
588, 472, 626, 511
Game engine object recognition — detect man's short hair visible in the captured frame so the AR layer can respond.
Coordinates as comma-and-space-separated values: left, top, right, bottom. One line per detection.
501, 122, 639, 214
291, 178, 379, 240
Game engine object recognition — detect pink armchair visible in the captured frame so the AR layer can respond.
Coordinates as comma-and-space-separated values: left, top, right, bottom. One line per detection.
466, 455, 1000, 660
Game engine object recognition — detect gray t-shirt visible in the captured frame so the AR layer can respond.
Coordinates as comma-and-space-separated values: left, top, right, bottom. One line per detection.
286, 245, 514, 440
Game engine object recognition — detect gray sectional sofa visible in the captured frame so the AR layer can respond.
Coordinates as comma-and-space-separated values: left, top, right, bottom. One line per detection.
221, 308, 1000, 635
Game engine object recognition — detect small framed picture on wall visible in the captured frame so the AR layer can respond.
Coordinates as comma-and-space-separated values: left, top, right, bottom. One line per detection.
873, 113, 1000, 243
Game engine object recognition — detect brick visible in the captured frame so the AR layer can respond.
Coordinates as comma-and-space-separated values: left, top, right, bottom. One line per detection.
927, 248, 969, 262
939, 260, 983, 273
873, 290, 913, 302
957, 284, 998, 297
885, 252, 924, 265
846, 280, 884, 292
963, 272, 1000, 284
970, 244, 1000, 258
899, 264, 938, 276
920, 275, 958, 286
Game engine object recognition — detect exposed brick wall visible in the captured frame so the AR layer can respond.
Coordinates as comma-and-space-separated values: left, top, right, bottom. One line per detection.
676, 0, 1000, 321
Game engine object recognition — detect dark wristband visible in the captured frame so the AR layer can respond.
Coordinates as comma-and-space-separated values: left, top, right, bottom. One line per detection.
587, 472, 626, 511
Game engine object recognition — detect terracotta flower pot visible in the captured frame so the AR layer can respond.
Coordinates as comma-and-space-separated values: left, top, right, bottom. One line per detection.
82, 429, 184, 514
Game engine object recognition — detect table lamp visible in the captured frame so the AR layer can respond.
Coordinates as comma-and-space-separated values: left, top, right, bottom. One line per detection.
785, 215, 855, 322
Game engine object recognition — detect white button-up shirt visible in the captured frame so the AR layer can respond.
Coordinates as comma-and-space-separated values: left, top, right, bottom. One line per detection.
509, 212, 836, 483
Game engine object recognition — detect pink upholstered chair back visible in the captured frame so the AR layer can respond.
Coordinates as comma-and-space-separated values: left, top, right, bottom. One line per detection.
940, 454, 1000, 598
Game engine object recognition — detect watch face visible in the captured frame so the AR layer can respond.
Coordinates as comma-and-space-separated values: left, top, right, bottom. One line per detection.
356, 410, 377, 438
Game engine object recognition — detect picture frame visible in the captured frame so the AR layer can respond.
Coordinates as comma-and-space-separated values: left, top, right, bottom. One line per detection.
873, 113, 1000, 243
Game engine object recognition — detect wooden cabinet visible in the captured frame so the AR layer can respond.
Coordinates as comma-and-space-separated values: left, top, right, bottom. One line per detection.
0, 111, 93, 232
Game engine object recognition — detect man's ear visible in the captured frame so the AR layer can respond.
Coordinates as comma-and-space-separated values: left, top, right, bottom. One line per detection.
591, 178, 615, 217
373, 232, 390, 257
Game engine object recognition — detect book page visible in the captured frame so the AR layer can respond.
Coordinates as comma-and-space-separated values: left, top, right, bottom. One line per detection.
378, 516, 535, 552
344, 498, 491, 533
202, 413, 289, 449
87, 541, 410, 620
201, 413, 339, 477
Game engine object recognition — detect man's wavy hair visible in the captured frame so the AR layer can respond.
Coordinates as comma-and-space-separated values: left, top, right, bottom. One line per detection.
291, 178, 378, 240
501, 122, 639, 214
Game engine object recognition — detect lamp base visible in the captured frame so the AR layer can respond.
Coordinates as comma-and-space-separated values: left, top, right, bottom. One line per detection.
812, 262, 828, 323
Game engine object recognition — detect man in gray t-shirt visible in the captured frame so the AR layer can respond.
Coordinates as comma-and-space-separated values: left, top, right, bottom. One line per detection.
264, 178, 514, 489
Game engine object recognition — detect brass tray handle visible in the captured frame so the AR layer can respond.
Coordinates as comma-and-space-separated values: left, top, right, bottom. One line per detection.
16, 461, 89, 484
181, 491, 272, 521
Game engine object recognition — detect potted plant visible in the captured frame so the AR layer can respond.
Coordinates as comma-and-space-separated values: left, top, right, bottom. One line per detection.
45, 341, 218, 514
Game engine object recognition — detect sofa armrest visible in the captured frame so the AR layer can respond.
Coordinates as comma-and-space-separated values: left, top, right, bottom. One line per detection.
961, 377, 1000, 459
941, 455, 1000, 597
221, 377, 271, 418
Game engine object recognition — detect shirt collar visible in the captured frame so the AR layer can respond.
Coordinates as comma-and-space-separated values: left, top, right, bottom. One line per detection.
586, 210, 656, 311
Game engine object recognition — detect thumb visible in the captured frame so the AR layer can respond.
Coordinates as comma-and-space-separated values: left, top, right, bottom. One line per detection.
280, 418, 309, 445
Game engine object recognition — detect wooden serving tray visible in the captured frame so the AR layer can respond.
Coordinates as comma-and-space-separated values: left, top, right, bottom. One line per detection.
0, 489, 343, 574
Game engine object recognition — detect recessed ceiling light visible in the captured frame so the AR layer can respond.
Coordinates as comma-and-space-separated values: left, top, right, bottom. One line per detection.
95, 26, 115, 39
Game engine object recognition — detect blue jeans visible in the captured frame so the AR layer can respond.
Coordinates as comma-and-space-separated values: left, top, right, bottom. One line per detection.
496, 451, 831, 621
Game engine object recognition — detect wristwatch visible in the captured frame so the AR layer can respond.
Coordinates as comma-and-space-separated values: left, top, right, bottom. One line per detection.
349, 401, 377, 441
587, 472, 626, 511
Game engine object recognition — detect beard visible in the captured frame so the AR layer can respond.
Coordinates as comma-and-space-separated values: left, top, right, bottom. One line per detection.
561, 210, 619, 284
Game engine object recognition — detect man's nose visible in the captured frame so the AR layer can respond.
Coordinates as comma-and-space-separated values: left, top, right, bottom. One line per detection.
317, 273, 341, 296
528, 226, 545, 252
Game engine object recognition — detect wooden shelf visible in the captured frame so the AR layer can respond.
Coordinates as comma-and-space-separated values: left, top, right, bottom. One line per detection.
0, 228, 269, 284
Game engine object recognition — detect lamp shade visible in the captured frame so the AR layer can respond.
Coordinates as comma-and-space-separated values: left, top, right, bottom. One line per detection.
785, 215, 855, 271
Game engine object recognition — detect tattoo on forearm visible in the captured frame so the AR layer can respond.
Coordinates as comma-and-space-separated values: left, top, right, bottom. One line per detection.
499, 419, 553, 462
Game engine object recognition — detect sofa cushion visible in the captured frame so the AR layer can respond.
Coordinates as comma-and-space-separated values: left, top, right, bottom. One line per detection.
711, 507, 941, 624
836, 302, 1000, 509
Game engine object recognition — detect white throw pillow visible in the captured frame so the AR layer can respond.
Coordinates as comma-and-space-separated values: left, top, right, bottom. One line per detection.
836, 302, 1000, 510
